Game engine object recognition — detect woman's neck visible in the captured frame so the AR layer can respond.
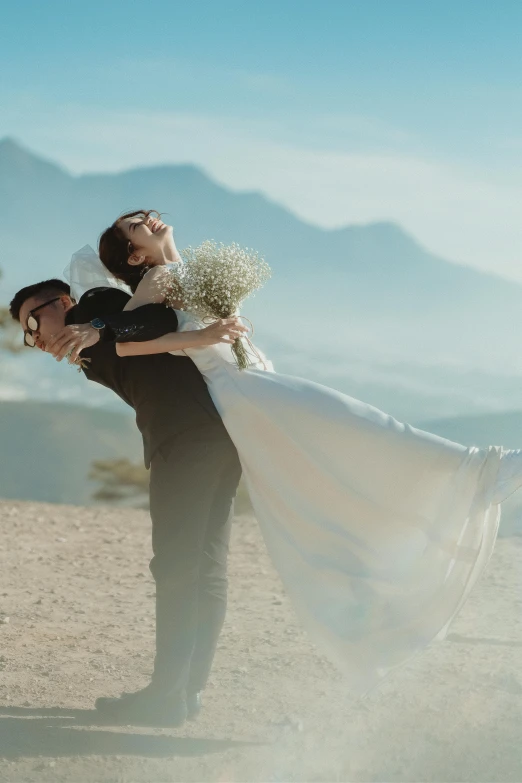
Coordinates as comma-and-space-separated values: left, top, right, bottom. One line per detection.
150, 242, 182, 265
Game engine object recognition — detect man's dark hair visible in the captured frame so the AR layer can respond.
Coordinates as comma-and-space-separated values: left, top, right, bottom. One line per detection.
9, 279, 72, 322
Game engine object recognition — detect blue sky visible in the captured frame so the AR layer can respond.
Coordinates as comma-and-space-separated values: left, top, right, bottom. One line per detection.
1, 0, 521, 277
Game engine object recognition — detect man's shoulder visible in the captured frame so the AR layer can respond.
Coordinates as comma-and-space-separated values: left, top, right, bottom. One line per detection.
79, 287, 131, 306
75, 287, 131, 319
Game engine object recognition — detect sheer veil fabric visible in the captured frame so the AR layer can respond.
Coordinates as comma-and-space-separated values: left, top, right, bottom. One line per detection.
64, 245, 132, 301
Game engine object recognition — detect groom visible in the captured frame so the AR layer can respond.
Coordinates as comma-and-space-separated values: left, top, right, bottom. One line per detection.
9, 278, 243, 726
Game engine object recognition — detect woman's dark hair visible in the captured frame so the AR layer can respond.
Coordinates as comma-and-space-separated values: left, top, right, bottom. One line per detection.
98, 209, 160, 292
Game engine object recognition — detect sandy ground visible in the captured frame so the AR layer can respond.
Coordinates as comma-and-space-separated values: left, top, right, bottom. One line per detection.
1, 499, 522, 783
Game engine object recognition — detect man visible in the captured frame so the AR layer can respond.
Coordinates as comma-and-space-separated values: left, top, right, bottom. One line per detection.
10, 279, 243, 726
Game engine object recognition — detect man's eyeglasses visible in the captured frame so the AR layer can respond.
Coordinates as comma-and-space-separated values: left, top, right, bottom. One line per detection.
23, 297, 62, 347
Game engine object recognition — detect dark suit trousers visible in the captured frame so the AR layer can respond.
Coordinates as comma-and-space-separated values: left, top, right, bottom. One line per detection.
148, 424, 241, 695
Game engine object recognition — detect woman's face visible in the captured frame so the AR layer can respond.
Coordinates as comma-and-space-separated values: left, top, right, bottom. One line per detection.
117, 213, 174, 265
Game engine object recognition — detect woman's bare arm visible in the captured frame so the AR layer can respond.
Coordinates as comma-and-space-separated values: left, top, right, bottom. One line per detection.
123, 267, 166, 311
123, 266, 183, 310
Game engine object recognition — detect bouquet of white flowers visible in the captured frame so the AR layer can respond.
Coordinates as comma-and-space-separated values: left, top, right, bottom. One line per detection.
163, 240, 271, 369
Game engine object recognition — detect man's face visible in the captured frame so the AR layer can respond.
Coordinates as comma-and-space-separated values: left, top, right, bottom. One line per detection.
18, 294, 73, 352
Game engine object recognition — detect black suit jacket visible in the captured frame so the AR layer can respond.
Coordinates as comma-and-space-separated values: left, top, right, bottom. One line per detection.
66, 287, 226, 467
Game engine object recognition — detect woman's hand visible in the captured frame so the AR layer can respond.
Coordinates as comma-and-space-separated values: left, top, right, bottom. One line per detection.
198, 317, 248, 346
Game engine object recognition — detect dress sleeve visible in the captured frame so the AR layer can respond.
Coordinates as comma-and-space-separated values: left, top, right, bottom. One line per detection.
77, 287, 179, 343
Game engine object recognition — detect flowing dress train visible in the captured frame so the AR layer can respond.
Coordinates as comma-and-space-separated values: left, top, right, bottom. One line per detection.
170, 311, 501, 694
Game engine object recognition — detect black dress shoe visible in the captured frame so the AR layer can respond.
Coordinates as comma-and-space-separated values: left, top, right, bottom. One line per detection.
95, 683, 187, 727
187, 691, 202, 721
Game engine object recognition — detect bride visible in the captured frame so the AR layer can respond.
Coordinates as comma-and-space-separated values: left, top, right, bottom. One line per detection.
73, 209, 522, 695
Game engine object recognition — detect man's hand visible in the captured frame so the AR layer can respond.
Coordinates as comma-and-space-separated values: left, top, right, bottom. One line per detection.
46, 324, 100, 363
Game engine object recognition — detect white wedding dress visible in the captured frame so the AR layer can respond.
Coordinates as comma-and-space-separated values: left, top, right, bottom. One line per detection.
169, 310, 502, 695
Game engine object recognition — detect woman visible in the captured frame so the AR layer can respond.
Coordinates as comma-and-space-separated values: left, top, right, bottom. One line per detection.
86, 209, 522, 695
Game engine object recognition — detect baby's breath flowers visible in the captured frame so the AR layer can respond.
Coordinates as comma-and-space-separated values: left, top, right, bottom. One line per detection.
164, 240, 271, 369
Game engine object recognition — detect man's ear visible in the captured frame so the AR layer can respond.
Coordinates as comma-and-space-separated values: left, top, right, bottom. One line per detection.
60, 294, 75, 311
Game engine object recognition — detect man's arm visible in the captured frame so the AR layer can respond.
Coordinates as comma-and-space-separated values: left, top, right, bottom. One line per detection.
46, 287, 179, 362
81, 287, 179, 343
115, 318, 247, 357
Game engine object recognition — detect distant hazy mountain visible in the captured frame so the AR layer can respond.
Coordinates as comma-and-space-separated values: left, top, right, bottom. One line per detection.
0, 400, 141, 505
2, 399, 522, 535
4, 339, 522, 425
417, 411, 522, 449
1, 136, 522, 375
3, 135, 522, 432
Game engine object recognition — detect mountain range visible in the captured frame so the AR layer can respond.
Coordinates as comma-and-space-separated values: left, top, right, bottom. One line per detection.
1, 137, 522, 421
0, 400, 141, 506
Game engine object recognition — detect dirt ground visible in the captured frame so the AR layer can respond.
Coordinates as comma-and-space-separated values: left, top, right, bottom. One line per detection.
1, 498, 522, 783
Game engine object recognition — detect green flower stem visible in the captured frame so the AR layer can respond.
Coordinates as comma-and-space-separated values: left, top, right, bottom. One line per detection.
232, 337, 249, 370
